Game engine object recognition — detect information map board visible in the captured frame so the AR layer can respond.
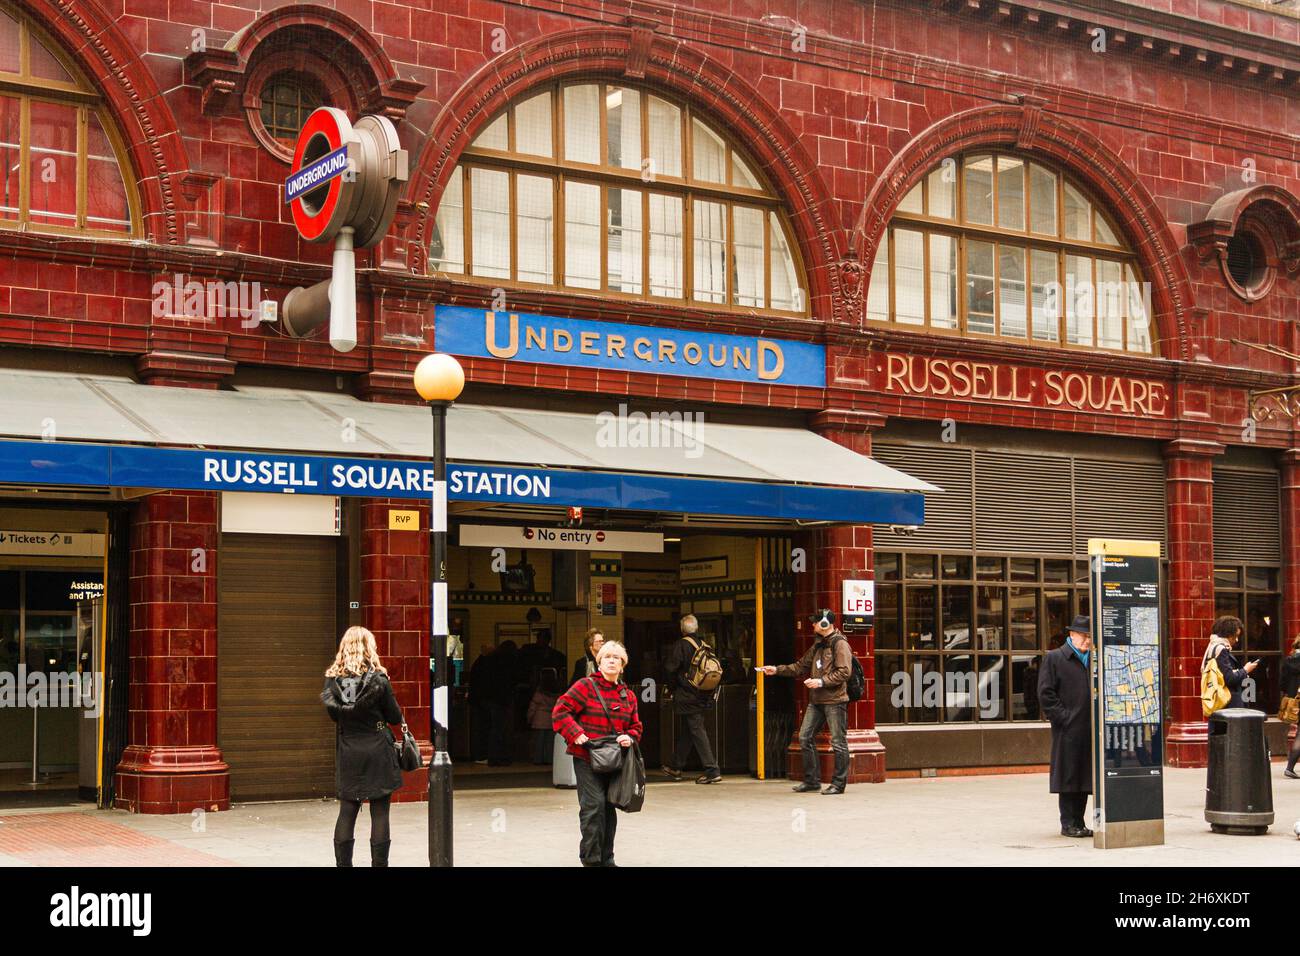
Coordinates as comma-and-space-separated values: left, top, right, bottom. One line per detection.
1089, 538, 1165, 849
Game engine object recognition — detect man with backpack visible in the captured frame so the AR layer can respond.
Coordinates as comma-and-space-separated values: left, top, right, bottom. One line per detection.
661, 614, 724, 784
762, 609, 857, 795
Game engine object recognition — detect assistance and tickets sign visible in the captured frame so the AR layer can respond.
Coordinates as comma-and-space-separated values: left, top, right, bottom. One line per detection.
1088, 538, 1164, 849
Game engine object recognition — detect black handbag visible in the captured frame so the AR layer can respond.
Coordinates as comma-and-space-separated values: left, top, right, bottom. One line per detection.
608, 741, 646, 813
585, 678, 628, 774
394, 722, 423, 772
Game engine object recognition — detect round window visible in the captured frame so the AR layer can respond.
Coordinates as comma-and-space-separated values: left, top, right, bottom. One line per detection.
1222, 225, 1274, 301
258, 72, 324, 146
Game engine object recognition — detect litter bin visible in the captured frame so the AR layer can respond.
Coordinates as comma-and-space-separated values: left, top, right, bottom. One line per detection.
1205, 708, 1273, 835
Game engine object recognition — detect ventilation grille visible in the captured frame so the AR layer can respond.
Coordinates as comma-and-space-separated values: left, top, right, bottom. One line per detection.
975, 451, 1073, 555
1074, 459, 1167, 556
872, 443, 974, 550
1213, 468, 1281, 563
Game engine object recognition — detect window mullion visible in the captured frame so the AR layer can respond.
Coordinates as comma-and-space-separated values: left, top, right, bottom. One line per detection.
683, 192, 694, 303
508, 170, 518, 282
599, 181, 608, 292
763, 209, 772, 310
76, 104, 86, 229
18, 94, 28, 225
462, 164, 474, 275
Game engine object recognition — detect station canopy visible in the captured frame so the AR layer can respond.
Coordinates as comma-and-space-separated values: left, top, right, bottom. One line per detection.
0, 370, 935, 529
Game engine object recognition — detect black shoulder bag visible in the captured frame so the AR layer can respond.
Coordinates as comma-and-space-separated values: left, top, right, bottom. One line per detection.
584, 677, 628, 774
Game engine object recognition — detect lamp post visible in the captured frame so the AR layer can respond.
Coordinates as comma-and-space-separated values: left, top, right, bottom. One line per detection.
413, 352, 465, 867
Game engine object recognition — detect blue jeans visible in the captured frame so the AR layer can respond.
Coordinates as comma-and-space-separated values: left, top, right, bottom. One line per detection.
798, 702, 849, 790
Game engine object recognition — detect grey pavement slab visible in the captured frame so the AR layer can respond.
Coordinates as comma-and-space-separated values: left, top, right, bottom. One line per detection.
4, 764, 1299, 866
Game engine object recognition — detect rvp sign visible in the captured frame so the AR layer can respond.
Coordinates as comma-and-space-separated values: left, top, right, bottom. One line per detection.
842, 579, 875, 623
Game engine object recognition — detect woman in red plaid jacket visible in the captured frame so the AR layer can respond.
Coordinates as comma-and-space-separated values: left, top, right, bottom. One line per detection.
552, 640, 642, 867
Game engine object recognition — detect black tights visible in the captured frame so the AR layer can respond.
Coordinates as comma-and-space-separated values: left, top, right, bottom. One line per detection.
334, 796, 391, 845
1288, 730, 1300, 772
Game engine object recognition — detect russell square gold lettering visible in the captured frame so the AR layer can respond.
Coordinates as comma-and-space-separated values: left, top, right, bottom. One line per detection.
881, 353, 1169, 417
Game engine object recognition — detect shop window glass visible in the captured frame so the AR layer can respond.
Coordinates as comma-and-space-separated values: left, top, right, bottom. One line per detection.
897, 183, 923, 215
470, 167, 511, 279
941, 554, 971, 579
906, 554, 937, 580
945, 652, 976, 721
1030, 248, 1059, 342
692, 198, 727, 304
1043, 560, 1072, 584
1029, 163, 1057, 236
929, 233, 958, 329
1214, 567, 1241, 588
515, 91, 553, 158
977, 656, 1005, 719
894, 228, 925, 325
965, 239, 996, 334
732, 205, 764, 308
692, 117, 725, 183
607, 187, 642, 294
877, 552, 900, 581
1063, 180, 1091, 241
876, 653, 903, 723
516, 174, 554, 284
976, 556, 1005, 580
963, 154, 993, 225
605, 87, 640, 170
770, 213, 801, 312
875, 585, 900, 649
1044, 590, 1071, 650
563, 84, 600, 165
1096, 258, 1125, 351
0, 95, 18, 220
647, 96, 681, 178
648, 193, 683, 298
866, 240, 889, 321
927, 165, 955, 219
996, 156, 1025, 231
562, 180, 599, 289
473, 114, 507, 150
908, 655, 941, 722
1246, 567, 1278, 591
1013, 654, 1038, 719
1010, 558, 1038, 582
941, 585, 972, 652
0, 9, 16, 74
1009, 587, 1038, 650
905, 586, 937, 651
430, 166, 464, 274
1064, 254, 1094, 346
998, 244, 1027, 337
28, 99, 77, 228
976, 586, 1004, 650
732, 153, 759, 189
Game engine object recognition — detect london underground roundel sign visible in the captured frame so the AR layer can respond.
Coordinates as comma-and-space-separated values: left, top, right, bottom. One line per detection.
286, 107, 355, 243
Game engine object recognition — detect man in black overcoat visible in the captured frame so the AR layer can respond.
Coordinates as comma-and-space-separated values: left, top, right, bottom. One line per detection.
1037, 615, 1094, 837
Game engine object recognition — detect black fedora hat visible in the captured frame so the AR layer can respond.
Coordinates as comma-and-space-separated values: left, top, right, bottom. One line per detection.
1068, 615, 1090, 634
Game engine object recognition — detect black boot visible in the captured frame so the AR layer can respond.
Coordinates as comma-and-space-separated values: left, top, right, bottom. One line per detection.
371, 841, 391, 867
334, 840, 354, 868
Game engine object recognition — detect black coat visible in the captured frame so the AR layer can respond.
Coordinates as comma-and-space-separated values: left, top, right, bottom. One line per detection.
1282, 652, 1300, 699
321, 671, 404, 801
570, 654, 597, 687
1038, 643, 1092, 794
665, 637, 716, 715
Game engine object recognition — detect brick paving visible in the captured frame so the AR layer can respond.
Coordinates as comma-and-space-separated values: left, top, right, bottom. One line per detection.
0, 812, 234, 867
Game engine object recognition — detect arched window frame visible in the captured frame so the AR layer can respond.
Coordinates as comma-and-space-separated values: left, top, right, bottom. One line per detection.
429, 81, 810, 317
0, 4, 140, 238
866, 151, 1155, 355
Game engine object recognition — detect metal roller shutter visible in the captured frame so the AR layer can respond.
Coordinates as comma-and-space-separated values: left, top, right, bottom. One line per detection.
872, 443, 974, 550
1074, 459, 1167, 556
975, 450, 1073, 556
218, 534, 339, 802
1213, 468, 1281, 563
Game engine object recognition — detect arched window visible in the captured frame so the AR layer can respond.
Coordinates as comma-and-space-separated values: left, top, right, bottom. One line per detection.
430, 83, 808, 315
866, 152, 1153, 354
0, 5, 138, 237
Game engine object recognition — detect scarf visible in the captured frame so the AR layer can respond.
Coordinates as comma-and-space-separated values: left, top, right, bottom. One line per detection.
1067, 638, 1089, 669
1202, 634, 1231, 671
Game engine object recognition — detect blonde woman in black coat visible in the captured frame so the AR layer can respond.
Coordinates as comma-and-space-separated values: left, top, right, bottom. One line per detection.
321, 626, 405, 867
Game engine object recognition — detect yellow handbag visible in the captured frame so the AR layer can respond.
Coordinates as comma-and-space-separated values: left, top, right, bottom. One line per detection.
1279, 696, 1299, 724
1201, 654, 1231, 718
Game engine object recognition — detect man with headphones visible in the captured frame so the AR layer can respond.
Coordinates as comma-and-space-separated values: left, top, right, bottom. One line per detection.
762, 609, 855, 795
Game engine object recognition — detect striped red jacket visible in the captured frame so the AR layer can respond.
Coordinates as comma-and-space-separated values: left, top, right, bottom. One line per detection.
552, 674, 643, 761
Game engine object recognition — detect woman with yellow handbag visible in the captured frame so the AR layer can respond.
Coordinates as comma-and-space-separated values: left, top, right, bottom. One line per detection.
1280, 636, 1300, 779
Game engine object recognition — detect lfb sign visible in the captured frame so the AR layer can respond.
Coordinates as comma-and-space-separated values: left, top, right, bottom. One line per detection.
282, 107, 408, 351
842, 579, 875, 626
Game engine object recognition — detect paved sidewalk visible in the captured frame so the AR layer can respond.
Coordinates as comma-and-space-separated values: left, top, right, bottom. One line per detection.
2, 764, 1299, 866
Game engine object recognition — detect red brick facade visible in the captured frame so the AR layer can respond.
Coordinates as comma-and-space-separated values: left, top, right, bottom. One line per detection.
5, 0, 1298, 803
